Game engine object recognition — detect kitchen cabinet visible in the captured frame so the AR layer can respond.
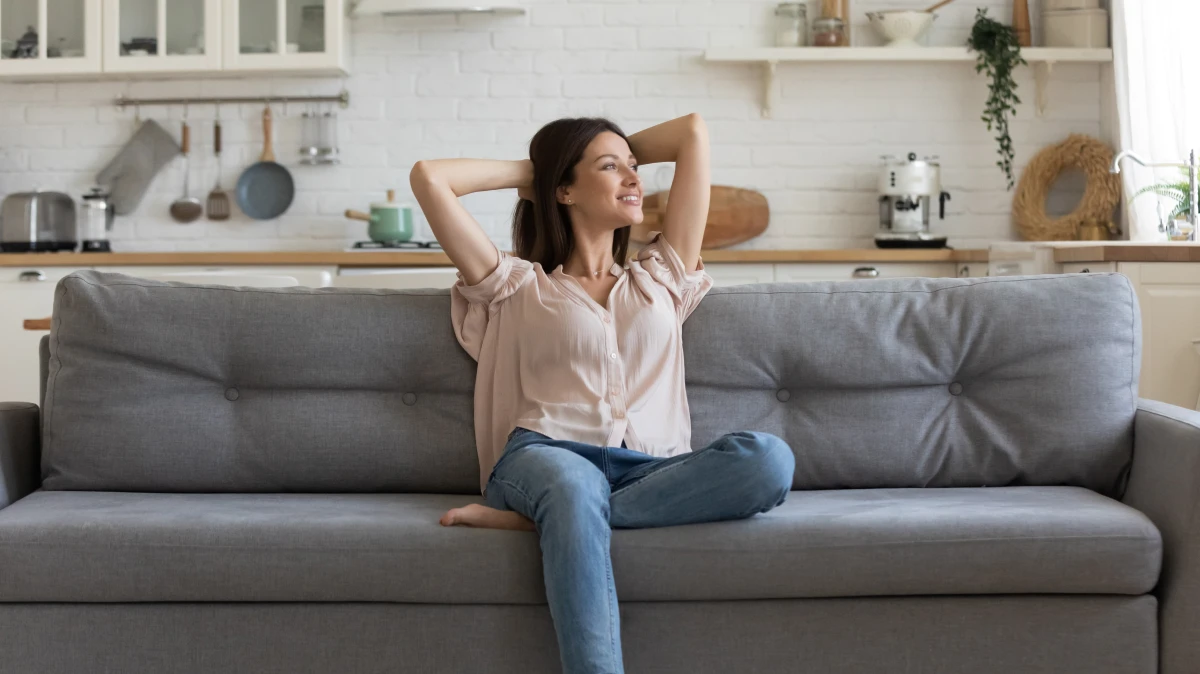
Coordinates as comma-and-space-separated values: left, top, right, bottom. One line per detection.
0, 266, 89, 405
1099, 263, 1199, 411
101, 0, 222, 73
222, 0, 346, 74
0, 0, 102, 76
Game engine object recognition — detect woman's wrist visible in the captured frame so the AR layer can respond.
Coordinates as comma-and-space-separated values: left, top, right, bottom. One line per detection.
627, 114, 705, 165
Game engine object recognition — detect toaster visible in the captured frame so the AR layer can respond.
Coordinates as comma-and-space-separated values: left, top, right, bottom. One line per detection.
0, 190, 77, 252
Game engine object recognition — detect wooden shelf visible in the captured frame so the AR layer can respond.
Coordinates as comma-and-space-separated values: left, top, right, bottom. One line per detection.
703, 47, 1114, 118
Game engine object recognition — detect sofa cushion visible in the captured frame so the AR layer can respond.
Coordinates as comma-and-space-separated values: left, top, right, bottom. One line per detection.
42, 271, 1139, 496
0, 486, 1159, 603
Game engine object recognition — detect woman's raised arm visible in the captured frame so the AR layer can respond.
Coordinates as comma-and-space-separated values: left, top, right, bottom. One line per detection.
409, 158, 533, 286
626, 114, 711, 272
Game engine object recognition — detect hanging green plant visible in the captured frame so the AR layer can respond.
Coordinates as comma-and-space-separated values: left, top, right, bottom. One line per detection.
967, 8, 1026, 190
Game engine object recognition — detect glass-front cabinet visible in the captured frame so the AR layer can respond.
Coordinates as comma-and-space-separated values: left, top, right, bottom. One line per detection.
222, 0, 344, 72
0, 0, 101, 75
102, 0, 221, 72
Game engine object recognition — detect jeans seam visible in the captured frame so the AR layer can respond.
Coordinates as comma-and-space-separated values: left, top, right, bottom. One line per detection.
606, 528, 618, 672
490, 475, 535, 515
612, 447, 709, 501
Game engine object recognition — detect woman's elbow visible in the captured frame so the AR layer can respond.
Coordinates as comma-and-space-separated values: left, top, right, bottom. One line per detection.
409, 161, 439, 192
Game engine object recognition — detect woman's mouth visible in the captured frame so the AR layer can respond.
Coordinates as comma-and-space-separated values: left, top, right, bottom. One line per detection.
618, 195, 641, 206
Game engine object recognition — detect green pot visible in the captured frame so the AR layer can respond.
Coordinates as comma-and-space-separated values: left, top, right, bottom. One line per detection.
347, 200, 415, 243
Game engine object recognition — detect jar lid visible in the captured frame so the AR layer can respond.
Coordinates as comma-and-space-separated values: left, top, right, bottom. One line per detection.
775, 3, 807, 15
813, 16, 844, 27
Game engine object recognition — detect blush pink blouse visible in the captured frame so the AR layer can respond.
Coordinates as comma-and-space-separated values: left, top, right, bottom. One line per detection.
451, 231, 715, 496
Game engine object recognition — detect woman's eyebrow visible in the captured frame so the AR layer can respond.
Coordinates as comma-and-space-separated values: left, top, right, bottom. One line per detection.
593, 154, 636, 163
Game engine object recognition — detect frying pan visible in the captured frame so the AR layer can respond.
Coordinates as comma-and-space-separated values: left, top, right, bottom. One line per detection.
236, 105, 294, 220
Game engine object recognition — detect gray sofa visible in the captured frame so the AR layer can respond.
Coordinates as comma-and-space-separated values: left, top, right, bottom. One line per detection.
0, 268, 1197, 673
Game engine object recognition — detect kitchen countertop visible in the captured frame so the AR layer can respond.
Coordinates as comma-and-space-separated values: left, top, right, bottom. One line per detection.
0, 248, 990, 267
1048, 243, 1200, 263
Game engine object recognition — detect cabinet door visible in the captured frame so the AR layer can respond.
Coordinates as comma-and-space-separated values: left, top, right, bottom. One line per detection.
703, 263, 774, 287
102, 0, 221, 72
100, 266, 336, 288
775, 262, 957, 283
0, 267, 88, 405
1119, 263, 1200, 410
222, 0, 344, 73
0, 0, 101, 76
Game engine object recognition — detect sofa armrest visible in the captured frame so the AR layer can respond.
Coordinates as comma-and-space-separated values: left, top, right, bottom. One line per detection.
1123, 398, 1200, 674
0, 402, 40, 510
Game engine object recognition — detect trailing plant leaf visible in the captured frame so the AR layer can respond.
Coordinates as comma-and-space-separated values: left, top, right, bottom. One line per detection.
1134, 166, 1195, 221
967, 8, 1026, 190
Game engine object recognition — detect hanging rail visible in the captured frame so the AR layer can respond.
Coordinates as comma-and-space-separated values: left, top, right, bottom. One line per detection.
114, 90, 350, 109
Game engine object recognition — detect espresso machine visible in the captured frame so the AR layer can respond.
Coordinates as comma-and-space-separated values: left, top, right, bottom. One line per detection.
877, 153, 951, 248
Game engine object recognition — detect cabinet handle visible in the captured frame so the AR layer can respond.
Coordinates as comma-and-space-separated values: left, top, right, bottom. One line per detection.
18, 270, 46, 282
852, 267, 880, 279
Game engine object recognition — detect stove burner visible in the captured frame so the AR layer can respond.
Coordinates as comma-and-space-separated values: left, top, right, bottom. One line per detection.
352, 240, 443, 250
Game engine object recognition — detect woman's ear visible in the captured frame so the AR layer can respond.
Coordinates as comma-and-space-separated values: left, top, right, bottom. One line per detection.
556, 186, 572, 206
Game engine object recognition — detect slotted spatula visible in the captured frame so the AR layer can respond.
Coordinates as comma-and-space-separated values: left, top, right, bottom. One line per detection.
206, 116, 230, 220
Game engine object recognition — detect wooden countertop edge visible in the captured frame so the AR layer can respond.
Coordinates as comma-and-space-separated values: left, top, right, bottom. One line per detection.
1, 249, 989, 266
1053, 245, 1200, 263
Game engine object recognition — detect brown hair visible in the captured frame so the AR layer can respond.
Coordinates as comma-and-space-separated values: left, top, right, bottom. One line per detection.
512, 117, 632, 270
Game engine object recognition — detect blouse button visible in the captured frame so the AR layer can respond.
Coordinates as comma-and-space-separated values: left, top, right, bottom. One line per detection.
610, 352, 618, 360
602, 314, 611, 323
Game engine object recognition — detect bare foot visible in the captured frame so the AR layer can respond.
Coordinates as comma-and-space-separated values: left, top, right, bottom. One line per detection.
440, 503, 536, 532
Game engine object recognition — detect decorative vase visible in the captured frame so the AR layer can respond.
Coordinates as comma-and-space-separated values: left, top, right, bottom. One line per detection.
1013, 0, 1032, 47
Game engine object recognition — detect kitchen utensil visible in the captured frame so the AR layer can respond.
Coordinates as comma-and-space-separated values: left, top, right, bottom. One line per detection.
206, 116, 230, 220
80, 187, 114, 252
1013, 0, 1032, 47
632, 186, 769, 249
877, 152, 951, 249
236, 106, 295, 221
1043, 9, 1109, 48
0, 190, 77, 252
345, 189, 415, 243
96, 119, 180, 215
866, 11, 937, 47
923, 0, 956, 13
169, 120, 202, 223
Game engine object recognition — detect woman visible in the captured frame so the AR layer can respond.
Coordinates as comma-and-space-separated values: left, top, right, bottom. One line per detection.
409, 113, 795, 674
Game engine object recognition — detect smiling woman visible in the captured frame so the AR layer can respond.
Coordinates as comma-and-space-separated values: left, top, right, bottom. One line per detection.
407, 114, 789, 674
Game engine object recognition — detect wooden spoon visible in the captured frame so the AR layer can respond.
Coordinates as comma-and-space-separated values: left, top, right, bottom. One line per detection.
923, 0, 957, 12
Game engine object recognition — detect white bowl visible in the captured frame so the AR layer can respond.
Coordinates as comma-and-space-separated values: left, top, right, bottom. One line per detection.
867, 10, 938, 47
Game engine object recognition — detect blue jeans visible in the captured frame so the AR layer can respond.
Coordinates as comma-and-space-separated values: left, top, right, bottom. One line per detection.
484, 427, 796, 674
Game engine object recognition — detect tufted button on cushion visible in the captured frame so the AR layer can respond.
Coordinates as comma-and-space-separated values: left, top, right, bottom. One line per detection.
224, 388, 239, 401
776, 389, 791, 402
949, 382, 964, 396
402, 392, 417, 406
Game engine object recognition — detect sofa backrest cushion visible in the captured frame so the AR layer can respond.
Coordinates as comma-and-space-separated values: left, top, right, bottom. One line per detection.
41, 270, 1140, 496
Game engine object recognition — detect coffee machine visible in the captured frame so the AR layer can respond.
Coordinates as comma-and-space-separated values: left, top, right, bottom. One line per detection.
877, 153, 951, 249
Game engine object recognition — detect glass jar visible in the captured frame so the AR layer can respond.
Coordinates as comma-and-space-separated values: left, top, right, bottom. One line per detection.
773, 3, 808, 47
812, 17, 847, 47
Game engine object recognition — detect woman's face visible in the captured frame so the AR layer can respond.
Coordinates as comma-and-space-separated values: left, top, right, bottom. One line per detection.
558, 131, 644, 230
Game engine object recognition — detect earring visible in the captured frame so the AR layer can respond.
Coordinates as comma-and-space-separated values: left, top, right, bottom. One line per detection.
568, 200, 574, 204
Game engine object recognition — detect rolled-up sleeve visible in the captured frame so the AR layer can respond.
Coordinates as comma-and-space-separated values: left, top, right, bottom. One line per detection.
450, 246, 532, 361
635, 231, 714, 322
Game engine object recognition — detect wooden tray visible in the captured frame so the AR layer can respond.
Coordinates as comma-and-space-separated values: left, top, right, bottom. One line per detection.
634, 186, 769, 249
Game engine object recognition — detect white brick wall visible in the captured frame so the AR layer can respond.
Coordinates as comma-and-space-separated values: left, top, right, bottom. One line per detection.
0, 0, 1102, 252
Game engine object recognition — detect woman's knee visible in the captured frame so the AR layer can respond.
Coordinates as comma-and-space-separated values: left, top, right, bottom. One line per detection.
730, 431, 795, 493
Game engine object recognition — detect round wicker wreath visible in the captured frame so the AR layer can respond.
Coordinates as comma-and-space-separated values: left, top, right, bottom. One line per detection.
1012, 134, 1122, 241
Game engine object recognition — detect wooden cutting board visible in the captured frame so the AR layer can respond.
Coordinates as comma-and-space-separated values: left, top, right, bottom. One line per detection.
633, 186, 769, 249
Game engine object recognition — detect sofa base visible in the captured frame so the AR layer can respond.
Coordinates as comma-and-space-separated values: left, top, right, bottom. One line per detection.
0, 595, 1156, 673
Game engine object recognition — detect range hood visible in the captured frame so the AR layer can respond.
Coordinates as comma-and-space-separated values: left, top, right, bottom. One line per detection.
351, 0, 525, 15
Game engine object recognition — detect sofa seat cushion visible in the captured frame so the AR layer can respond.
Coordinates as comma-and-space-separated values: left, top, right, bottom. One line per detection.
0, 487, 1160, 603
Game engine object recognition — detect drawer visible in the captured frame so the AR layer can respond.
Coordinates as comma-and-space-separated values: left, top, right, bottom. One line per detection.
1062, 262, 1117, 274
334, 267, 460, 290
703, 263, 775, 287
774, 262, 957, 282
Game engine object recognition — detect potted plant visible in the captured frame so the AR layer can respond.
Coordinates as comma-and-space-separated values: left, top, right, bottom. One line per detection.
1135, 168, 1197, 240
967, 8, 1025, 190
